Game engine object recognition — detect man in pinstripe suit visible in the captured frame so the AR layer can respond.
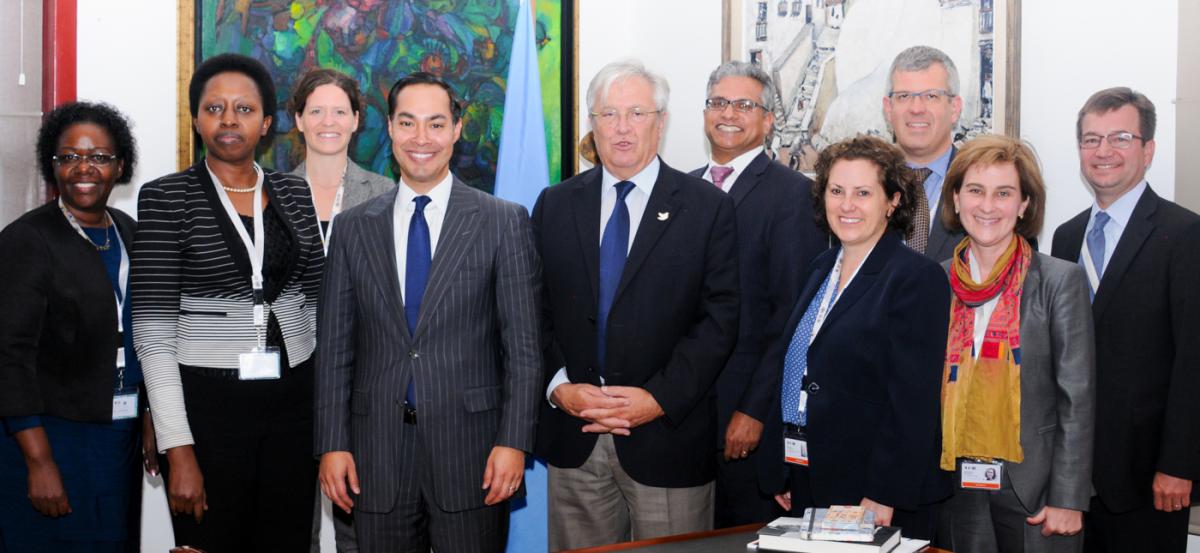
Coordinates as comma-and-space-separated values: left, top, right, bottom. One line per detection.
314, 72, 542, 553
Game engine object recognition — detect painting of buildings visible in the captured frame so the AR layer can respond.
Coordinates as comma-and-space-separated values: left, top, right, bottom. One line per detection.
735, 0, 1011, 172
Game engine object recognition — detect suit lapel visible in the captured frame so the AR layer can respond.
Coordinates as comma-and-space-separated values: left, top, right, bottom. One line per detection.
614, 162, 682, 302
787, 252, 837, 335
727, 152, 769, 208
571, 170, 603, 304
360, 188, 412, 339
811, 232, 899, 347
411, 180, 481, 342
1092, 187, 1159, 319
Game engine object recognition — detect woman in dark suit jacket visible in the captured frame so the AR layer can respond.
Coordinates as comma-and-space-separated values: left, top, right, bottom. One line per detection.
767, 136, 951, 540
130, 54, 323, 551
937, 135, 1094, 552
0, 102, 148, 552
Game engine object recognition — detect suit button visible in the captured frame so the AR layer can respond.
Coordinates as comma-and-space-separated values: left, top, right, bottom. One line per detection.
806, 382, 820, 395
586, 366, 595, 373
409, 350, 419, 359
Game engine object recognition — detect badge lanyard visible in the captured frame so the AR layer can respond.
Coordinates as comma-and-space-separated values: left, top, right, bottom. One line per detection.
58, 198, 128, 333
60, 201, 139, 417
209, 162, 268, 347
307, 174, 345, 255
796, 247, 867, 418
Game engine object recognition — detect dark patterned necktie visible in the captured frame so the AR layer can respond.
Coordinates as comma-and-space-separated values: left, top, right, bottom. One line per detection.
907, 167, 932, 254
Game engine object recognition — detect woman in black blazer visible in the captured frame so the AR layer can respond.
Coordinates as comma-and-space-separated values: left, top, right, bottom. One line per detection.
130, 54, 323, 551
767, 136, 951, 540
0, 102, 149, 551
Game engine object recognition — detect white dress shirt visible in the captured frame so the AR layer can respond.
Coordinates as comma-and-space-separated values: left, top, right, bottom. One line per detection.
546, 158, 662, 403
702, 147, 763, 193
1084, 179, 1147, 272
393, 172, 454, 301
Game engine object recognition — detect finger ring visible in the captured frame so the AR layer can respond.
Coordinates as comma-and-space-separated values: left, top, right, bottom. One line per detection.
741, 451, 749, 457
508, 486, 516, 492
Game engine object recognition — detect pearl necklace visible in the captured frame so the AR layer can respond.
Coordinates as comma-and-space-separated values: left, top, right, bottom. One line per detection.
222, 184, 257, 193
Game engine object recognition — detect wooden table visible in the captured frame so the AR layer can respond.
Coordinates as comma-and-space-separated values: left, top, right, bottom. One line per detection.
562, 524, 952, 553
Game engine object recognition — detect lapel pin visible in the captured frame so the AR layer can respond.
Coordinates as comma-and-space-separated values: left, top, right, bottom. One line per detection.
657, 212, 670, 221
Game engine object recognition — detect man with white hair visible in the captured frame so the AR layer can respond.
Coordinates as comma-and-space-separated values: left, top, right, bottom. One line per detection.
883, 45, 965, 262
532, 59, 740, 550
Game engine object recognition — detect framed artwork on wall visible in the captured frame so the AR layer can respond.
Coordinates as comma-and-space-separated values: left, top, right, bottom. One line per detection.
177, 0, 575, 192
722, 0, 1020, 172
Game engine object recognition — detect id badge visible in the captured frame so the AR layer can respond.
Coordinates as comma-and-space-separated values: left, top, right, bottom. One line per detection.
239, 346, 281, 380
960, 459, 1003, 490
112, 390, 139, 420
784, 428, 810, 466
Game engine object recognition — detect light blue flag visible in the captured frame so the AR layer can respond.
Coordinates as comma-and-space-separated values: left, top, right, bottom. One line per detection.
496, 1, 549, 552
494, 0, 550, 212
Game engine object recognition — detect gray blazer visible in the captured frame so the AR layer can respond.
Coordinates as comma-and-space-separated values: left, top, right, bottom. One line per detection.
943, 252, 1096, 512
290, 160, 395, 213
314, 178, 542, 513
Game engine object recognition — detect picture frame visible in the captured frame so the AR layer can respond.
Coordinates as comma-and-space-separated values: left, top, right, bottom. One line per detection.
722, 0, 1020, 172
176, 0, 575, 191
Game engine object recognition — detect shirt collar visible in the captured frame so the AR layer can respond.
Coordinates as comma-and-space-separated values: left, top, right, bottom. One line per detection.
602, 156, 661, 197
397, 171, 454, 212
707, 148, 763, 179
1090, 179, 1147, 230
909, 146, 953, 177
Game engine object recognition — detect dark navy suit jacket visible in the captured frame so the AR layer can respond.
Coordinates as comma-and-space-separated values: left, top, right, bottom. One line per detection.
759, 230, 952, 510
691, 152, 829, 494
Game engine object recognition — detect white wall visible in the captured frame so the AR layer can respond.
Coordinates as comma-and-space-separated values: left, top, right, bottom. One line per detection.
577, 0, 723, 172
77, 0, 178, 217
1020, 0, 1178, 248
76, 3, 177, 550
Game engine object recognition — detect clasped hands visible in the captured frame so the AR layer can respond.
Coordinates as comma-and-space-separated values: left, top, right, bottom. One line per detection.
551, 383, 663, 435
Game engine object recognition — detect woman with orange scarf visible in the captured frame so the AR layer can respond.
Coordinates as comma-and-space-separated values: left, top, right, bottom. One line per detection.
937, 135, 1096, 552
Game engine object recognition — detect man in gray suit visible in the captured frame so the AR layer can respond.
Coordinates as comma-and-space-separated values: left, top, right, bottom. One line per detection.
314, 72, 542, 553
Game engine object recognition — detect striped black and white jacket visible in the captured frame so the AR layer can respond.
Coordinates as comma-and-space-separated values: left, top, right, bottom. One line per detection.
130, 162, 324, 451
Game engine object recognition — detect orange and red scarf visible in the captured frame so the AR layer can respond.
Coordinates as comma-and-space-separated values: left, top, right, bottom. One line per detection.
940, 235, 1032, 470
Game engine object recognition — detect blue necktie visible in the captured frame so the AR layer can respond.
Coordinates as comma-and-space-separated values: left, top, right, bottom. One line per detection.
781, 274, 836, 426
405, 195, 432, 406
597, 181, 635, 373
1085, 211, 1110, 300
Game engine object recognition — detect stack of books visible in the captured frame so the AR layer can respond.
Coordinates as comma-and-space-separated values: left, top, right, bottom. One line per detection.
755, 506, 901, 553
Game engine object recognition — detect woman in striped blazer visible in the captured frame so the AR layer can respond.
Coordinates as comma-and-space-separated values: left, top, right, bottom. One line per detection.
130, 53, 324, 551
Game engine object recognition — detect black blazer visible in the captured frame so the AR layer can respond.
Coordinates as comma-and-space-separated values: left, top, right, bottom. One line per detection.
1051, 185, 1200, 510
533, 160, 740, 488
691, 153, 829, 491
760, 231, 952, 510
0, 201, 136, 422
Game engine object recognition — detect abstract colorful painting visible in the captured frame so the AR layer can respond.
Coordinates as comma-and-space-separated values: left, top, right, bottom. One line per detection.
193, 0, 566, 192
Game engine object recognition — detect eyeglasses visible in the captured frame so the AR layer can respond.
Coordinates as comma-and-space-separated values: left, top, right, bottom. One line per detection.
888, 89, 954, 104
52, 153, 119, 168
1079, 131, 1144, 150
705, 97, 768, 113
589, 107, 661, 127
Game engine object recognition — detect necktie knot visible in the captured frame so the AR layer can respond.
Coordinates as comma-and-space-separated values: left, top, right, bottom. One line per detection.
413, 195, 432, 212
1093, 210, 1110, 231
911, 166, 933, 184
710, 166, 734, 188
614, 181, 635, 202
